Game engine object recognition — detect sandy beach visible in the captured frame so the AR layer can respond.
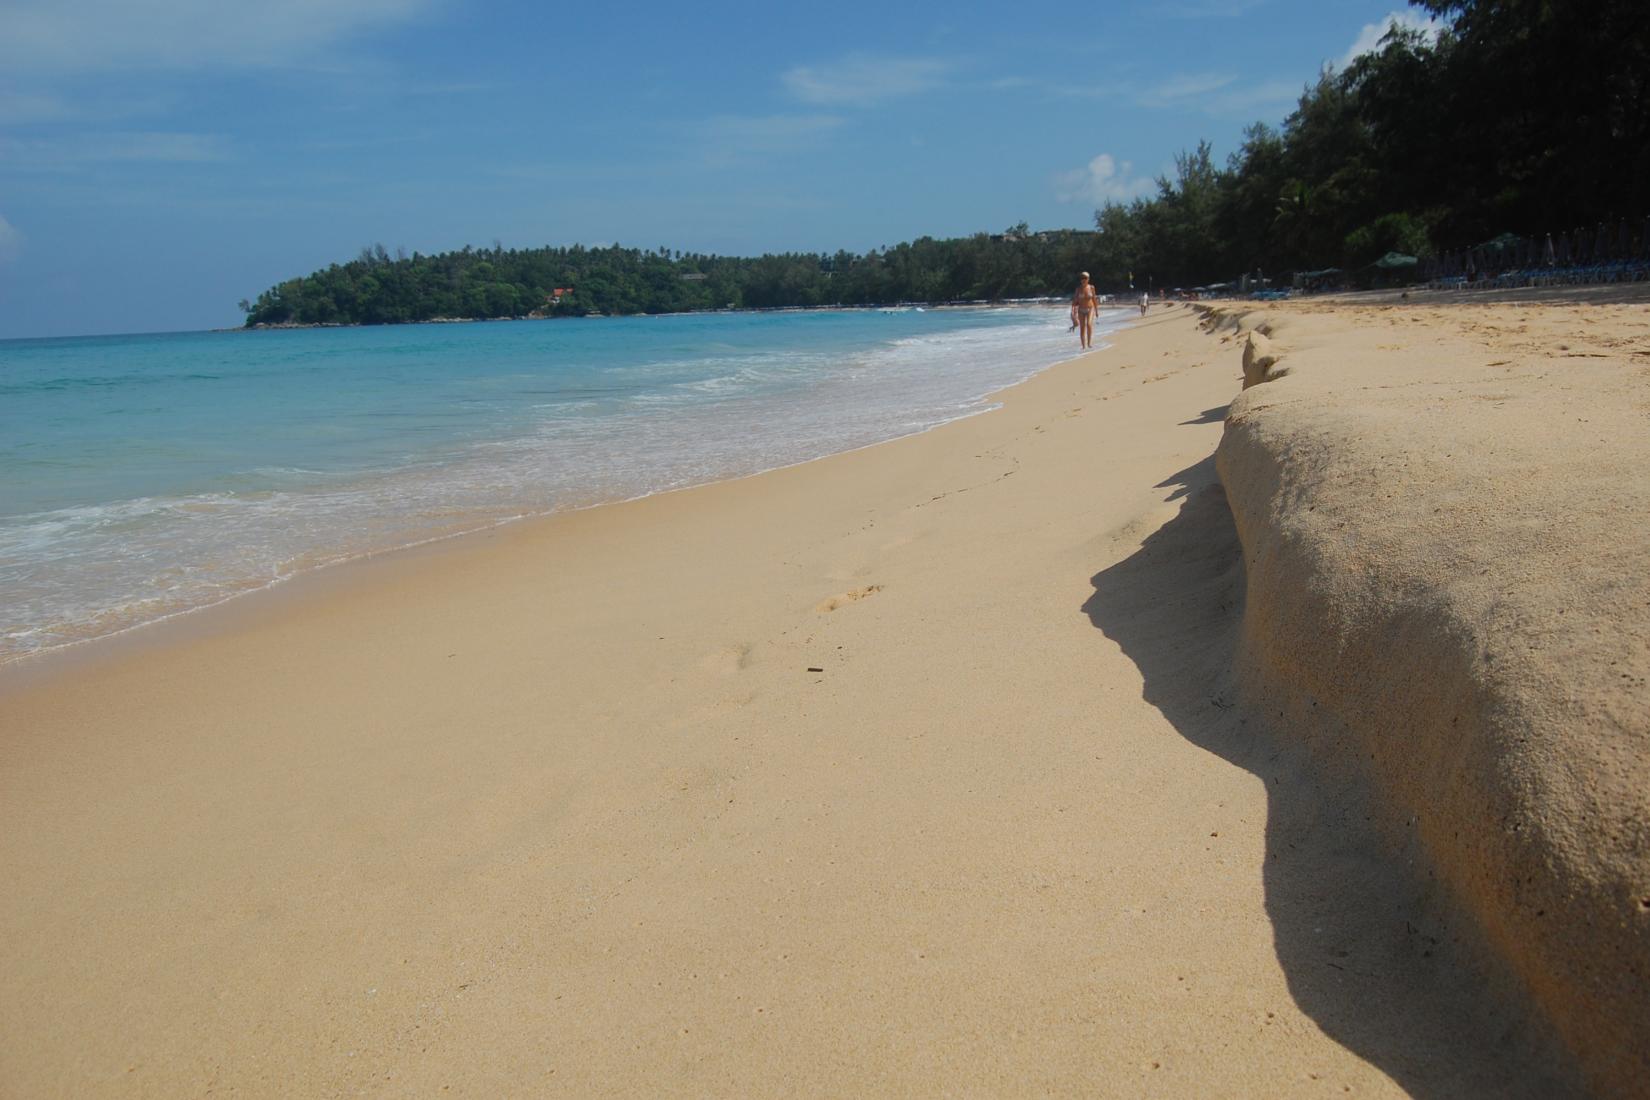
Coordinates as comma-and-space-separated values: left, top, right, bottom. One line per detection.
5, 292, 1645, 1097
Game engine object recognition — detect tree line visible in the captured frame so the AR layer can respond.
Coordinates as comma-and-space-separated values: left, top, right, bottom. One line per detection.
1086, 0, 1648, 290
238, 230, 1112, 327
241, 0, 1647, 326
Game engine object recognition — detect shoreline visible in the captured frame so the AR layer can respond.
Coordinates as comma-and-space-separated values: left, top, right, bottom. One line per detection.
0, 310, 1119, 679
3, 297, 1620, 1095
0, 380, 1031, 683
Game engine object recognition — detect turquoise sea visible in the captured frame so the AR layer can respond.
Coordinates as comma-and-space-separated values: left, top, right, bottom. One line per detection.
0, 305, 1125, 660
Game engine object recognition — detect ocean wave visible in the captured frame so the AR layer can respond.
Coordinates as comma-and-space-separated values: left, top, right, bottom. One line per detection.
2, 305, 1109, 661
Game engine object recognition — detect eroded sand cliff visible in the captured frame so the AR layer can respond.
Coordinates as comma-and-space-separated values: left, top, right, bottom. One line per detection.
1207, 295, 1650, 1096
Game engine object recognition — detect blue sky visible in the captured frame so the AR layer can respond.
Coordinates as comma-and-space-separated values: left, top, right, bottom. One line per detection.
0, 0, 1435, 338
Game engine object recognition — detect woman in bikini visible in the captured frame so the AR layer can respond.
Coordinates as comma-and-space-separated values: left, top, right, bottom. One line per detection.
1071, 271, 1099, 350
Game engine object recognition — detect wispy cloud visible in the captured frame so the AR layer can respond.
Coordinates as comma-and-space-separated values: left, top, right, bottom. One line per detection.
1340, 10, 1444, 68
1217, 78, 1305, 113
0, 213, 21, 263
782, 55, 950, 106
297, 130, 433, 155
478, 158, 660, 184
696, 113, 843, 151
683, 113, 845, 169
0, 90, 75, 124
1158, 0, 1269, 17
1137, 71, 1237, 106
0, 131, 230, 171
405, 80, 502, 97
95, 132, 227, 162
1055, 154, 1156, 205
0, 88, 196, 133
0, 0, 438, 74
1109, 70, 1301, 118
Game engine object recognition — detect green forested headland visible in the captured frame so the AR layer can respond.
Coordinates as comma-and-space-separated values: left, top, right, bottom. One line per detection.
238, 230, 1103, 327
241, 0, 1647, 327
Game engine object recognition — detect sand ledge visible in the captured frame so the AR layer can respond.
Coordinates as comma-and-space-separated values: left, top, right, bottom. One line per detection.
1202, 300, 1650, 1097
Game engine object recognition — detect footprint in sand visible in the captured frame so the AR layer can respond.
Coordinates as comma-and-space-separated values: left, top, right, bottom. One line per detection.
700, 643, 752, 675
814, 585, 882, 613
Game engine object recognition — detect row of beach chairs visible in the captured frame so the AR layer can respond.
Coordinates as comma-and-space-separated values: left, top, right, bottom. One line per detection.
1424, 218, 1650, 291
1430, 260, 1650, 291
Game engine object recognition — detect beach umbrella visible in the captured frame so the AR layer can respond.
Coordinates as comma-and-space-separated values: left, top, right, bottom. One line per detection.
1373, 251, 1418, 269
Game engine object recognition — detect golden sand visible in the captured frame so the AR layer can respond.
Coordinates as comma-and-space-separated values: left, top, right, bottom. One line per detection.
8, 293, 1641, 1096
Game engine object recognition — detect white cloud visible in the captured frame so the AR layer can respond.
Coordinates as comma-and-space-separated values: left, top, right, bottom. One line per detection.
1340, 10, 1443, 68
0, 214, 21, 263
1054, 154, 1156, 205
0, 0, 437, 74
782, 55, 949, 106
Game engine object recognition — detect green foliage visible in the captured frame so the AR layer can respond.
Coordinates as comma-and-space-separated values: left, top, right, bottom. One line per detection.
1085, 0, 1649, 286
240, 229, 1120, 327
1344, 213, 1433, 268
243, 2, 1647, 321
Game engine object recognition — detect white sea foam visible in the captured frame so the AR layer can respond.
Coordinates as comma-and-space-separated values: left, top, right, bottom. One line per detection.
1, 306, 1123, 660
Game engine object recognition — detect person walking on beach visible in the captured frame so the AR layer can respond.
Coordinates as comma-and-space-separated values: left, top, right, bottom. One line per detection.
1139, 290, 1149, 316
1072, 271, 1099, 350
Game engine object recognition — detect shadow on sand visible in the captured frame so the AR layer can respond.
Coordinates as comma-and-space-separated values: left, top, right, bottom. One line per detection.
1080, 458, 1580, 1098
1178, 404, 1231, 427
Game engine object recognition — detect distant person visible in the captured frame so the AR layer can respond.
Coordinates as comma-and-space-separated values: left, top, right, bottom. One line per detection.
1071, 271, 1099, 350
1139, 290, 1149, 316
